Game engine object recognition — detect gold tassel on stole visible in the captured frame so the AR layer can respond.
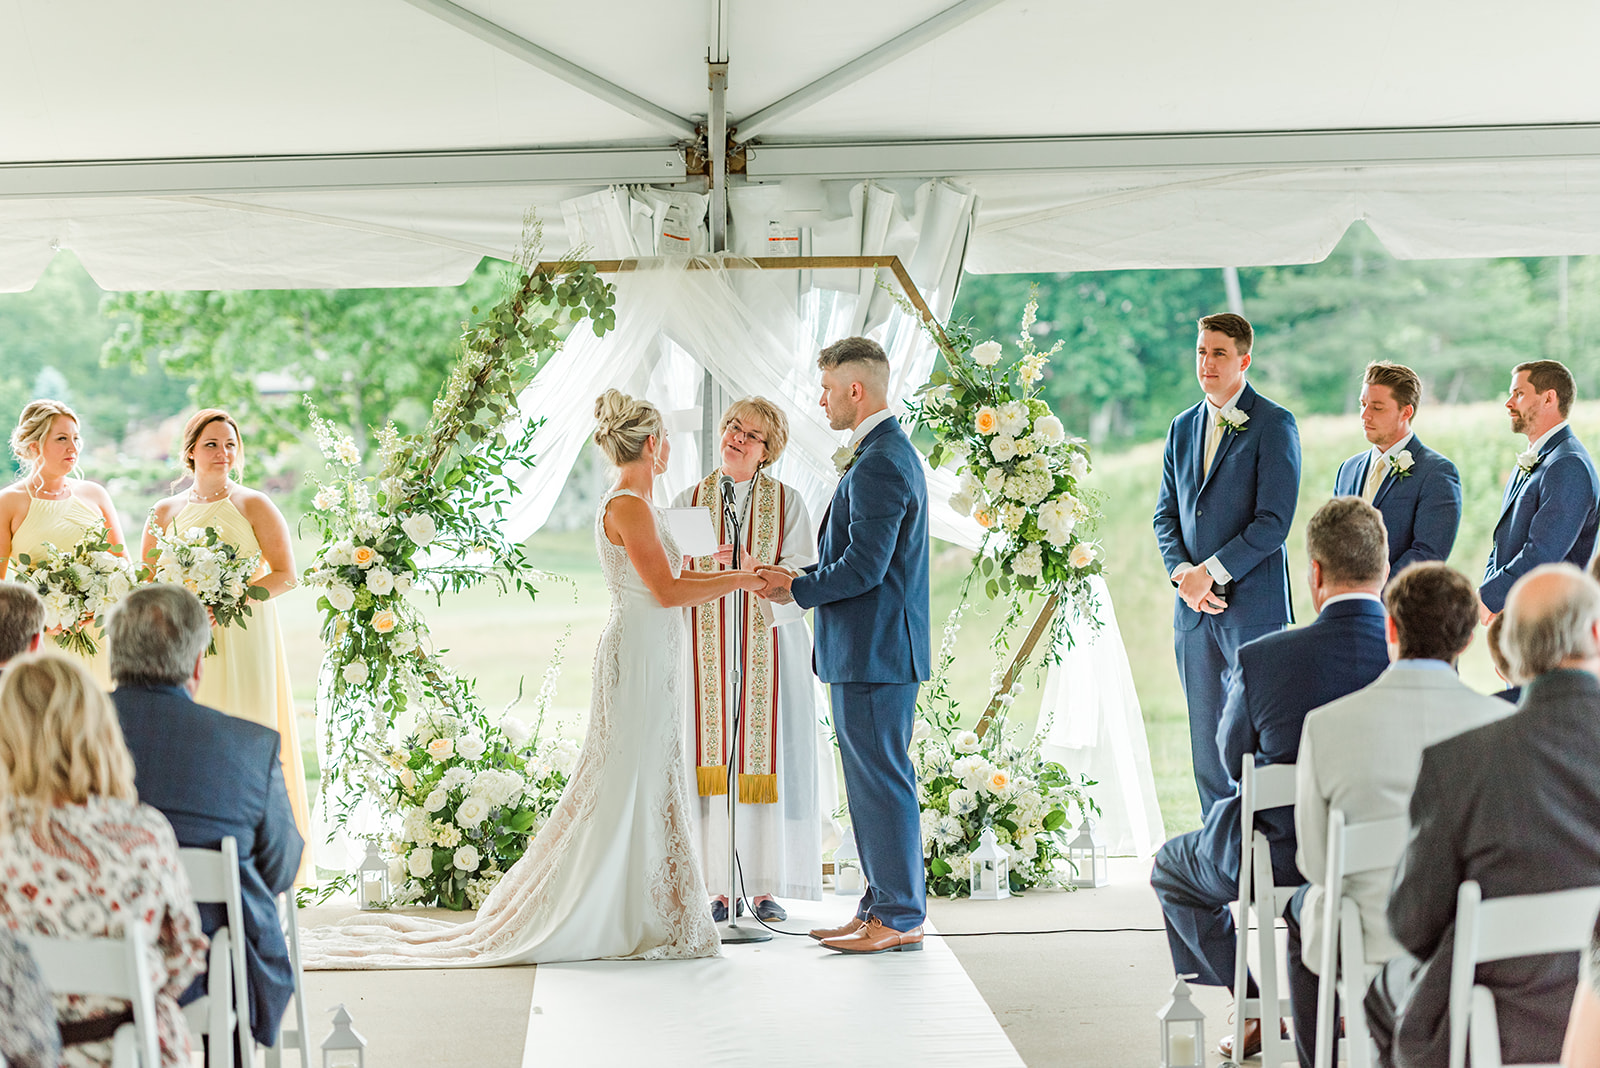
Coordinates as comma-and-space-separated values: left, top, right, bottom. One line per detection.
738, 773, 778, 804
698, 765, 728, 796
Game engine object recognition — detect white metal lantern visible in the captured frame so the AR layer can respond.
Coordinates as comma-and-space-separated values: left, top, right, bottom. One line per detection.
322, 1004, 367, 1068
969, 826, 1010, 900
1157, 974, 1206, 1068
1067, 818, 1110, 888
833, 826, 862, 896
356, 841, 391, 910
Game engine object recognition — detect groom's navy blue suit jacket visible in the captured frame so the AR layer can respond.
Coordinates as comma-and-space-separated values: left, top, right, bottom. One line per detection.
1480, 424, 1600, 612
113, 684, 303, 1047
1153, 382, 1300, 631
792, 417, 930, 683
1332, 434, 1462, 575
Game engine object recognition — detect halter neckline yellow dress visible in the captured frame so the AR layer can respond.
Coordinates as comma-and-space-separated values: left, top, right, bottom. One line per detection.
9, 490, 114, 688
169, 497, 311, 877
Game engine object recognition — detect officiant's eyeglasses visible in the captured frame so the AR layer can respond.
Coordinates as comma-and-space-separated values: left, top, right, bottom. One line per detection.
723, 422, 767, 447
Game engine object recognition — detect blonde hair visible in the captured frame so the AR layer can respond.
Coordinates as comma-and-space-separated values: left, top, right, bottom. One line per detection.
181, 408, 244, 475
10, 400, 79, 471
0, 652, 135, 833
721, 397, 790, 465
592, 390, 664, 466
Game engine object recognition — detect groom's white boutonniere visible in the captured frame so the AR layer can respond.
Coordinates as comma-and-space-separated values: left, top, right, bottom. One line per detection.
1516, 447, 1542, 475
1391, 449, 1415, 479
1217, 405, 1248, 434
833, 445, 858, 474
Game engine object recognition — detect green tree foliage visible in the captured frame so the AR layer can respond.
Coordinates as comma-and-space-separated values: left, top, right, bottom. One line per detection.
101, 258, 509, 460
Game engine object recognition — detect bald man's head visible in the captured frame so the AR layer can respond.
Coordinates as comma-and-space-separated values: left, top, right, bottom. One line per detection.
1501, 563, 1600, 680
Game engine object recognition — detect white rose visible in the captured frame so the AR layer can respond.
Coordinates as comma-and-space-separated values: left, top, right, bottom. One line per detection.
398, 767, 416, 793
387, 858, 406, 885
455, 796, 491, 828
498, 714, 532, 748
953, 730, 981, 755
401, 514, 438, 546
989, 436, 1018, 463
393, 572, 413, 595
327, 583, 356, 612
1034, 415, 1066, 446
996, 401, 1030, 439
1038, 499, 1078, 547
427, 737, 455, 762
971, 340, 1003, 367
453, 845, 481, 872
313, 487, 339, 510
342, 660, 370, 686
983, 468, 1006, 495
406, 847, 434, 879
423, 788, 448, 813
455, 733, 487, 761
1068, 452, 1090, 481
391, 629, 418, 655
365, 568, 395, 596
1070, 542, 1099, 569
948, 491, 975, 517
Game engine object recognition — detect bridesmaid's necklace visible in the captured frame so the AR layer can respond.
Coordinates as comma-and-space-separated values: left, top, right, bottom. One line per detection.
189, 484, 231, 503
28, 473, 70, 500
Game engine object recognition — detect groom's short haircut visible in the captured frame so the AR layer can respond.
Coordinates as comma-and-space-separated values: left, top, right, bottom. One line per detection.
110, 584, 211, 687
818, 336, 890, 394
1307, 496, 1388, 587
0, 582, 44, 664
1514, 359, 1576, 417
1197, 312, 1253, 355
1364, 361, 1422, 412
1384, 562, 1478, 663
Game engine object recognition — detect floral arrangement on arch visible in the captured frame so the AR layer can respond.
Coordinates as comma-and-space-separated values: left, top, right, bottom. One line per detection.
10, 523, 138, 656
904, 295, 1105, 654
913, 603, 1098, 898
299, 220, 616, 907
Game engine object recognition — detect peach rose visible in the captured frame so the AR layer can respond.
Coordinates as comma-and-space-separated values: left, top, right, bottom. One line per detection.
372, 609, 398, 634
353, 545, 378, 568
974, 407, 1000, 436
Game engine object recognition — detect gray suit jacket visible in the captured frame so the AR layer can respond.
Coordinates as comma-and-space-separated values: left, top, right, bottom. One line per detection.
1294, 665, 1512, 973
1386, 668, 1600, 1067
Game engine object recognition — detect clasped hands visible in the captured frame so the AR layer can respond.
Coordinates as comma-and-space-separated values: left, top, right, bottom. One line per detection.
1175, 563, 1227, 615
750, 564, 798, 604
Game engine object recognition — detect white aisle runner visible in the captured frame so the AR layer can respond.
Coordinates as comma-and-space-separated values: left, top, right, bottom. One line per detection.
524, 899, 1024, 1067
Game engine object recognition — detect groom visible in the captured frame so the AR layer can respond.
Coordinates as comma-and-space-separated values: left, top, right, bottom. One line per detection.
758, 336, 931, 954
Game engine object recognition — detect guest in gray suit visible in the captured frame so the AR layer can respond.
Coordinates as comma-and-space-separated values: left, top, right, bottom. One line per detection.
1367, 563, 1600, 1067
108, 585, 303, 1052
1293, 562, 1512, 1067
0, 581, 43, 668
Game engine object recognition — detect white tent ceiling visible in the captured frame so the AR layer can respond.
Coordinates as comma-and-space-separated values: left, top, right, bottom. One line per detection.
7, 0, 1600, 289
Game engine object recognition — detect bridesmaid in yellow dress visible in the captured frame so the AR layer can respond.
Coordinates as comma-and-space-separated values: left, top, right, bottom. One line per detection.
143, 409, 312, 873
0, 400, 126, 687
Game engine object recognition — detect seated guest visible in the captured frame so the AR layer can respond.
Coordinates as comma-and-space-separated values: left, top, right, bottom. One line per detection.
1563, 914, 1600, 1068
1153, 497, 1391, 1063
108, 585, 303, 1052
0, 580, 44, 668
0, 652, 207, 1068
0, 928, 61, 1068
1486, 612, 1521, 703
1293, 563, 1513, 1063
1368, 564, 1600, 1067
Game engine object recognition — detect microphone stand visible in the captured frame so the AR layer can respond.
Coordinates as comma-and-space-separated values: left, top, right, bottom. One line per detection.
718, 476, 770, 945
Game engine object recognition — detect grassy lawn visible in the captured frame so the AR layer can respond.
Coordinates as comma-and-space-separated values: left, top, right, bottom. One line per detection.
284, 398, 1586, 840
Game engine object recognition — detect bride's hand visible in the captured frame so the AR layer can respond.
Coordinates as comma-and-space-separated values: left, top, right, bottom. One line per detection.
736, 570, 768, 593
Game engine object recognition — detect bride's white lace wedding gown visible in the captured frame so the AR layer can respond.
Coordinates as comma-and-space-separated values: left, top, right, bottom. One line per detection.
301, 489, 719, 967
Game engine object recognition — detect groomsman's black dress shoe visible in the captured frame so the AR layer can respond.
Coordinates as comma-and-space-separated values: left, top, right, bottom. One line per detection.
754, 899, 787, 922
710, 898, 745, 923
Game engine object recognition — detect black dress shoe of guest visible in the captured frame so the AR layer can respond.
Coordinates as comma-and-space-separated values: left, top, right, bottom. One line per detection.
754, 899, 787, 922
709, 899, 745, 922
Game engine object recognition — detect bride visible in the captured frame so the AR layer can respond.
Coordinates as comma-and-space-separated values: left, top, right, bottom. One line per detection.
303, 390, 768, 967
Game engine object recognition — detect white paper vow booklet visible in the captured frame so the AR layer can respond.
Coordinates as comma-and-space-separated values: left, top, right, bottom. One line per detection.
662, 508, 717, 557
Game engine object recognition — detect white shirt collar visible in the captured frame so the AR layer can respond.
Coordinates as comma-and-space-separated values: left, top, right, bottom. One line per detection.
1320, 591, 1384, 610
1369, 431, 1415, 465
1529, 420, 1569, 456
848, 408, 896, 450
1205, 381, 1248, 415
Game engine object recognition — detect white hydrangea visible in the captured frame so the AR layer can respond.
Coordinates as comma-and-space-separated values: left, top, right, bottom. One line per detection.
400, 807, 430, 844
1000, 503, 1027, 532
1012, 543, 1044, 578
470, 769, 525, 807
431, 821, 461, 848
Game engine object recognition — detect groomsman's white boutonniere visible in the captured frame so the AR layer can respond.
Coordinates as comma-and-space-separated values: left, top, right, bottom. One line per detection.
1516, 447, 1542, 475
833, 445, 858, 474
1391, 449, 1415, 480
1217, 404, 1249, 434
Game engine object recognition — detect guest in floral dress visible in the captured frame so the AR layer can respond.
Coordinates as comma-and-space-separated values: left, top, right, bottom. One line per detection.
0, 927, 59, 1068
0, 652, 207, 1068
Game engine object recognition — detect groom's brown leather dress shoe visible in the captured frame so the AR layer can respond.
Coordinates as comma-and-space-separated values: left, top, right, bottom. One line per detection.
808, 916, 866, 941
820, 916, 924, 954
1216, 1017, 1289, 1060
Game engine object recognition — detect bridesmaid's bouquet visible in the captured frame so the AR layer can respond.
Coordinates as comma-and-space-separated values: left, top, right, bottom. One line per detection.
145, 524, 269, 652
11, 522, 137, 656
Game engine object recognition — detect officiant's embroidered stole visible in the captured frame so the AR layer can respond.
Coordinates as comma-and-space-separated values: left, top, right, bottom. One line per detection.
688, 470, 782, 804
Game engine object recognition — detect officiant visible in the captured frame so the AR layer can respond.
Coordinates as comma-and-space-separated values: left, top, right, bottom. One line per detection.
674, 397, 824, 922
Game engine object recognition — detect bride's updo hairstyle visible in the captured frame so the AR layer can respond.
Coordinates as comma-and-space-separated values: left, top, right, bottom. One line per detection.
10, 400, 78, 471
180, 409, 244, 476
592, 390, 664, 466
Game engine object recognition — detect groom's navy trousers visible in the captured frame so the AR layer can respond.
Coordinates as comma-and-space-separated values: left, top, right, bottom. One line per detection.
792, 416, 930, 934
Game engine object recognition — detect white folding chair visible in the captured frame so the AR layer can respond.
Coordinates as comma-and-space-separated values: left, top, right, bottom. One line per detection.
1231, 753, 1300, 1068
1447, 880, 1600, 1068
179, 837, 253, 1068
22, 919, 160, 1068
262, 891, 311, 1068
1313, 810, 1410, 1068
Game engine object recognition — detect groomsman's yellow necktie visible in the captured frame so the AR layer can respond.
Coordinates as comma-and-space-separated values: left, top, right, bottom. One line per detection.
1362, 455, 1389, 503
1203, 412, 1223, 475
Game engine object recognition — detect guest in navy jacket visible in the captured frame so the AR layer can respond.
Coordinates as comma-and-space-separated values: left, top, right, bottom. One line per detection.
1480, 359, 1600, 618
108, 584, 303, 1049
1154, 313, 1301, 814
1152, 498, 1391, 1062
1332, 361, 1462, 577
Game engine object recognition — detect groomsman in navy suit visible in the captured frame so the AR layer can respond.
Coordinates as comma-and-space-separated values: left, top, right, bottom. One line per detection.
1479, 359, 1600, 620
757, 336, 930, 955
1332, 361, 1462, 575
1154, 313, 1301, 814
